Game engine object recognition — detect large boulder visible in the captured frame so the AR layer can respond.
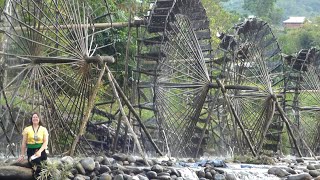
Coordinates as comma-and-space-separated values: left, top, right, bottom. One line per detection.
10, 159, 32, 168
268, 167, 290, 177
80, 157, 95, 172
308, 170, 320, 177
286, 173, 312, 180
0, 166, 33, 180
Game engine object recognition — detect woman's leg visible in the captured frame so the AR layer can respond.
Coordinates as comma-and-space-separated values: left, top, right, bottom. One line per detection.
31, 149, 47, 177
26, 148, 36, 165
27, 148, 47, 178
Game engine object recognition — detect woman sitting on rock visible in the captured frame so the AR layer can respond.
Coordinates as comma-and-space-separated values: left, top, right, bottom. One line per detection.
18, 112, 49, 178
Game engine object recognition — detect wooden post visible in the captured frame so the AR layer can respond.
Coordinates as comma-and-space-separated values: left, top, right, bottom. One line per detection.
69, 62, 106, 156
255, 96, 275, 155
109, 66, 163, 156
106, 65, 149, 166
272, 95, 303, 157
112, 114, 122, 153
216, 79, 257, 157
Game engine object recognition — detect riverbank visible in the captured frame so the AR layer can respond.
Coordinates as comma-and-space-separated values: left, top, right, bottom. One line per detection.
1, 154, 320, 179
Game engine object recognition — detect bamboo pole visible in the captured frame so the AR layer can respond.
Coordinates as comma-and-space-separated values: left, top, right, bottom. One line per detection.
106, 65, 149, 166
272, 95, 303, 157
255, 96, 276, 155
69, 61, 106, 156
216, 79, 257, 157
112, 113, 122, 153
2, 20, 145, 31
122, 10, 132, 153
109, 67, 163, 156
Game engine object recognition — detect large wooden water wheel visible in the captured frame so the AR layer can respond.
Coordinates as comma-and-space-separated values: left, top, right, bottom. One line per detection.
284, 47, 320, 156
217, 18, 293, 156
135, 0, 215, 157
0, 0, 115, 155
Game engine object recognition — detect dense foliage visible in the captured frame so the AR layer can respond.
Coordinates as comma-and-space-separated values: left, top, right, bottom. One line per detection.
278, 18, 320, 54
202, 0, 239, 47
221, 0, 320, 19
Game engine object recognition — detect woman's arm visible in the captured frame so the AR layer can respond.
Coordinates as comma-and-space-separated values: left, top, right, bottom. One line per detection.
34, 128, 48, 157
17, 133, 27, 161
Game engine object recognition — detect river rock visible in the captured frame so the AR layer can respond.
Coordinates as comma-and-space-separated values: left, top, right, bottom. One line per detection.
197, 170, 205, 178
61, 156, 74, 166
146, 171, 157, 178
10, 159, 32, 168
112, 153, 127, 161
226, 173, 237, 180
127, 155, 136, 163
215, 173, 226, 180
80, 157, 95, 172
101, 156, 111, 166
314, 165, 320, 169
70, 168, 79, 175
205, 171, 213, 179
158, 174, 171, 180
0, 166, 33, 180
284, 167, 297, 174
99, 165, 111, 174
76, 162, 86, 175
125, 166, 143, 174
308, 170, 320, 177
74, 174, 90, 180
268, 167, 290, 177
151, 164, 163, 173
307, 165, 316, 170
137, 174, 149, 180
123, 174, 133, 180
94, 161, 101, 171
114, 174, 124, 180
286, 173, 312, 180
99, 173, 112, 180
94, 156, 104, 163
169, 168, 180, 176
296, 158, 304, 163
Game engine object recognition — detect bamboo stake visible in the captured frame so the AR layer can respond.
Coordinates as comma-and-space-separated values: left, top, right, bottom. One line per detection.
122, 10, 132, 153
69, 62, 106, 156
255, 96, 276, 155
106, 65, 149, 166
109, 67, 163, 156
272, 95, 303, 157
112, 113, 122, 153
216, 79, 257, 157
1, 20, 145, 31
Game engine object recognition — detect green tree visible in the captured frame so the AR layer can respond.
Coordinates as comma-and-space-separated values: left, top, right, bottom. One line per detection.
242, 0, 283, 24
201, 0, 239, 47
0, 0, 4, 8
243, 0, 276, 17
278, 20, 320, 54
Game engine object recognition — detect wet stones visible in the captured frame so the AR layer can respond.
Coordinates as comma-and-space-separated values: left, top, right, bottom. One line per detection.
0, 166, 33, 180
286, 173, 312, 180
81, 157, 96, 172
268, 167, 290, 177
308, 170, 320, 177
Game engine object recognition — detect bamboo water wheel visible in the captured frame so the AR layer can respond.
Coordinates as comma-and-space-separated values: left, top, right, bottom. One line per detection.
284, 47, 320, 156
0, 0, 115, 155
217, 18, 289, 156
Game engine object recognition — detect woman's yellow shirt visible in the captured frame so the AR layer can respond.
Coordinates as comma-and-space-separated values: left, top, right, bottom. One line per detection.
22, 126, 48, 144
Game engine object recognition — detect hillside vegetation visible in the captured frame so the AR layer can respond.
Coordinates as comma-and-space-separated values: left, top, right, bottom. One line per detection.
222, 0, 320, 19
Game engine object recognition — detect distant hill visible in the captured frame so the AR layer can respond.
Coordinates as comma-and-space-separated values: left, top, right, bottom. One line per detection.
221, 0, 320, 18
